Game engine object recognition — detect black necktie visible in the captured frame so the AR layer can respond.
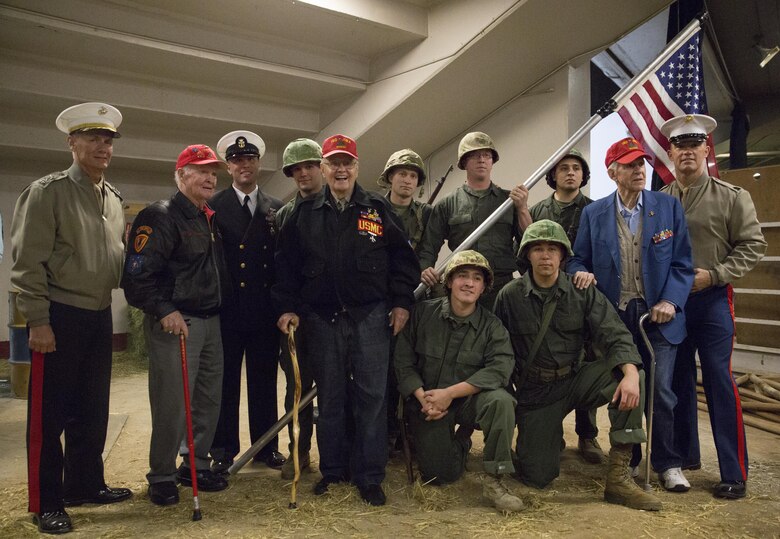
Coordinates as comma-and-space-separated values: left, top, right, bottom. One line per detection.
242, 195, 253, 220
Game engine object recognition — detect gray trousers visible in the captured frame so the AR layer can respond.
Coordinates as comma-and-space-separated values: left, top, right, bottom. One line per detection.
145, 314, 223, 484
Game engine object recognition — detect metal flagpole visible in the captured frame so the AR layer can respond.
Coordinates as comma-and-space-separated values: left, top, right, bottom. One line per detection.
413, 13, 706, 300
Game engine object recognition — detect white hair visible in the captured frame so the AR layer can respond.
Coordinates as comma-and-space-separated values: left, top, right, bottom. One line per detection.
174, 165, 196, 185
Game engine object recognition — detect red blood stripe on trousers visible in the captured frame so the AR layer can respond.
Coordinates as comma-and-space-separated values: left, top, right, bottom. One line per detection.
27, 351, 45, 513
726, 284, 748, 481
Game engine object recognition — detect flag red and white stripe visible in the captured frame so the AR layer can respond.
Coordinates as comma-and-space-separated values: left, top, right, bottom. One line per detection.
616, 30, 719, 184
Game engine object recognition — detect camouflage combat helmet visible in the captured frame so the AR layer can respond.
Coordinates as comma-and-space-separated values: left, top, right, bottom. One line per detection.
457, 132, 499, 170
378, 149, 427, 188
282, 138, 323, 177
518, 219, 574, 261
442, 250, 494, 289
545, 148, 590, 189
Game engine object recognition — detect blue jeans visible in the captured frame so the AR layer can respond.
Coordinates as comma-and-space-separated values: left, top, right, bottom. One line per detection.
619, 299, 681, 473
303, 302, 390, 488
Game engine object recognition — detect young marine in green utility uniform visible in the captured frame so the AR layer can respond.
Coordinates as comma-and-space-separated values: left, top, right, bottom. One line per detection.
526, 149, 593, 242
515, 150, 603, 465
377, 149, 432, 254
275, 138, 324, 229
394, 250, 523, 513
418, 132, 525, 307
494, 220, 662, 511
275, 138, 323, 479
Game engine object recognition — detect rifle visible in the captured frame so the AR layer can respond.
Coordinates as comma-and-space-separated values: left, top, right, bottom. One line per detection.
425, 164, 454, 205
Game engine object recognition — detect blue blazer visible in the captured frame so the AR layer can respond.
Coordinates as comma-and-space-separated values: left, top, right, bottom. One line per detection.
567, 190, 693, 345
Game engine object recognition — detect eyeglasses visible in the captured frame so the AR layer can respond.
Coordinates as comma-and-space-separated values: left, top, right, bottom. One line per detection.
323, 158, 357, 170
467, 150, 493, 161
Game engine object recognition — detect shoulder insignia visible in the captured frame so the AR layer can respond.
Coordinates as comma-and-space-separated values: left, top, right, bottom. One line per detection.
134, 225, 153, 252
104, 181, 123, 200
711, 177, 741, 193
37, 170, 68, 187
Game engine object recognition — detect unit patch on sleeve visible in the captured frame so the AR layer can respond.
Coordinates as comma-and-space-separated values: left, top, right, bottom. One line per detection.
134, 225, 153, 252
125, 254, 145, 275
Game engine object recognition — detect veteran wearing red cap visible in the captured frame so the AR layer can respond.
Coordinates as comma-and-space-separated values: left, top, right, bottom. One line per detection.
273, 134, 419, 506
123, 145, 231, 506
11, 102, 131, 534
660, 114, 767, 499
567, 137, 694, 493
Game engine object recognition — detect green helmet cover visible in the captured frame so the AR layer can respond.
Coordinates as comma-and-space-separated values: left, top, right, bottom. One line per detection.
545, 148, 591, 189
282, 138, 322, 177
442, 250, 494, 289
378, 149, 426, 187
457, 132, 499, 169
518, 219, 574, 260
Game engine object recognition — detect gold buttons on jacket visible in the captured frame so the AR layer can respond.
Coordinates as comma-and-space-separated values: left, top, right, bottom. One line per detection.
240, 282, 246, 288
240, 263, 246, 268
239, 244, 245, 250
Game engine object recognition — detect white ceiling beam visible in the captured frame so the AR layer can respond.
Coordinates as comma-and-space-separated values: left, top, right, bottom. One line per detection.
0, 4, 367, 91
0, 58, 321, 133
296, 0, 427, 36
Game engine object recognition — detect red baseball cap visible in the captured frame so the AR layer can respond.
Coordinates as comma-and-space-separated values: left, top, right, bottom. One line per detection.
322, 134, 358, 160
176, 144, 227, 169
604, 137, 650, 168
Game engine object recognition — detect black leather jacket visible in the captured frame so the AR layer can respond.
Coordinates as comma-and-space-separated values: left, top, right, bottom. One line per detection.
273, 184, 419, 322
122, 191, 230, 319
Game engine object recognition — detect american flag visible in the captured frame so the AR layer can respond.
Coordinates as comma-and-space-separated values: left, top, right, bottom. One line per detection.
616, 29, 719, 185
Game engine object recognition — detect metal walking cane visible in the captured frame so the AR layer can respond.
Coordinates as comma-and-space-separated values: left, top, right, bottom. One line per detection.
287, 324, 302, 509
179, 334, 202, 521
637, 313, 656, 492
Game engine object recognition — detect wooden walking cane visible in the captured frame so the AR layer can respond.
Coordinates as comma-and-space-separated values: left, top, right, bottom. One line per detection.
287, 324, 302, 509
179, 334, 202, 521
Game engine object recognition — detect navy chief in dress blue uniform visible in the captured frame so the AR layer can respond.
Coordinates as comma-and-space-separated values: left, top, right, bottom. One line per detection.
209, 131, 285, 472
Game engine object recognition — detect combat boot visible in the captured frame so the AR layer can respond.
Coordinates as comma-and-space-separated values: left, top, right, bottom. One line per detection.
482, 473, 525, 513
604, 444, 662, 511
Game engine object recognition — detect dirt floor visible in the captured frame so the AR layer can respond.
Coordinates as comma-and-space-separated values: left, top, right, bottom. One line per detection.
0, 361, 778, 538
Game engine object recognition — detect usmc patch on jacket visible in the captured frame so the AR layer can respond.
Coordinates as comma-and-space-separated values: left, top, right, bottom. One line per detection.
358, 208, 383, 242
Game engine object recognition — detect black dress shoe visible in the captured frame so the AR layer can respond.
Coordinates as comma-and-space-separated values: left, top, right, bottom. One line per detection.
64, 486, 132, 507
255, 450, 286, 469
177, 466, 228, 492
313, 476, 346, 496
714, 481, 746, 499
211, 458, 234, 476
148, 481, 179, 506
358, 484, 386, 506
33, 510, 72, 534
